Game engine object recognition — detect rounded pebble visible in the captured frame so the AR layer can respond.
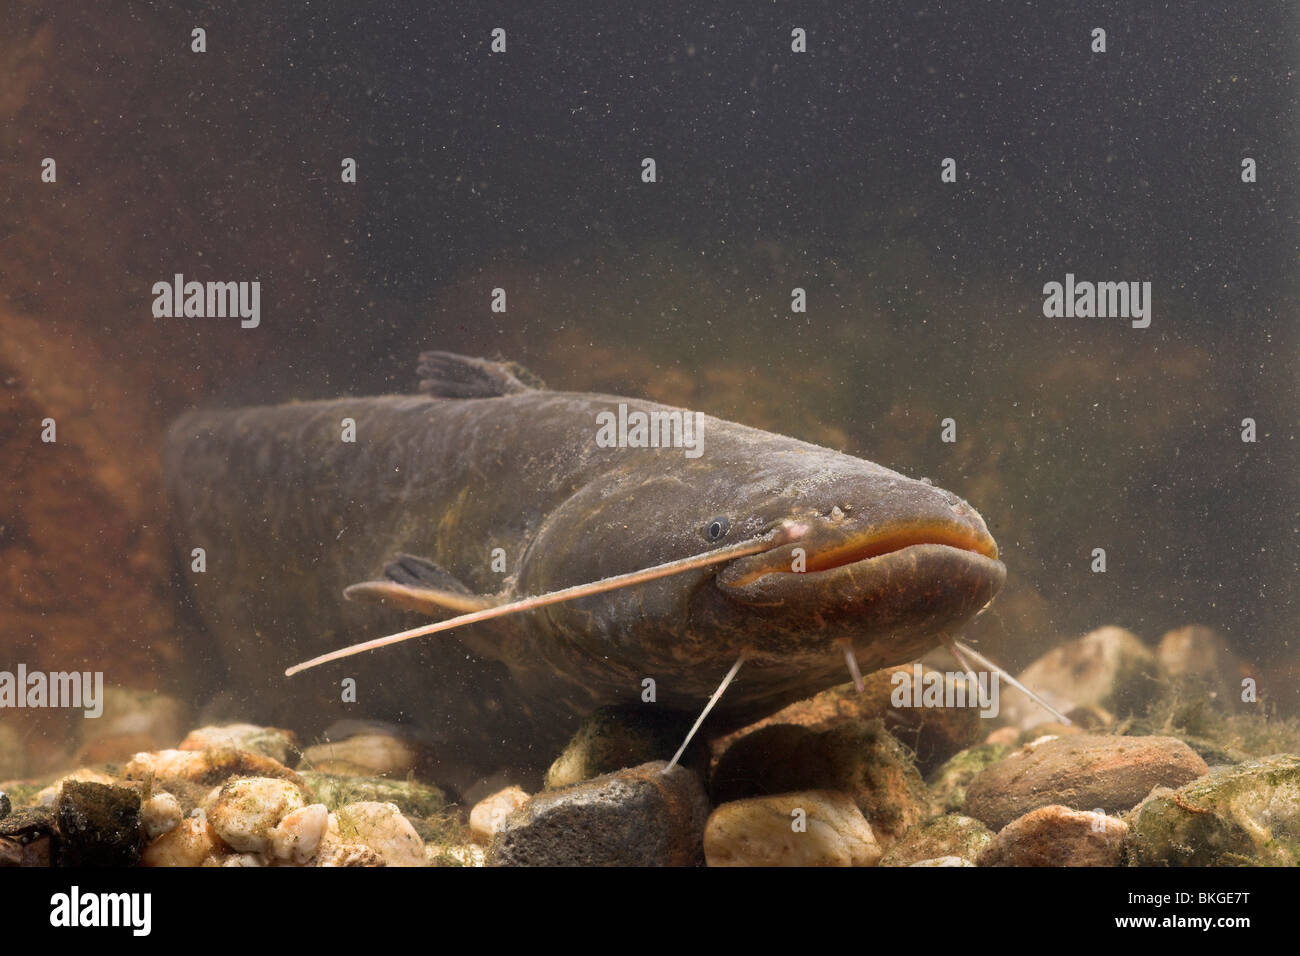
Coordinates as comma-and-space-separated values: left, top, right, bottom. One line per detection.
269, 803, 329, 862
704, 790, 881, 867
469, 786, 529, 844
206, 777, 306, 853
141, 791, 183, 840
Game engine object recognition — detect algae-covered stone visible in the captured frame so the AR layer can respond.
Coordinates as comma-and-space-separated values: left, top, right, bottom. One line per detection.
704, 791, 880, 867
964, 734, 1208, 830
979, 805, 1126, 867
879, 814, 993, 867
333, 801, 426, 867
180, 724, 298, 765
297, 771, 446, 817
205, 776, 305, 854
55, 780, 143, 866
489, 761, 709, 867
545, 707, 699, 788
999, 627, 1160, 731
928, 744, 1011, 813
1126, 754, 1300, 866
712, 665, 983, 776
408, 809, 472, 849
712, 720, 930, 847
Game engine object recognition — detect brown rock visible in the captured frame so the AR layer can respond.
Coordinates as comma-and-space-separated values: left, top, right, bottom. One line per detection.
978, 805, 1127, 866
711, 720, 930, 846
712, 665, 983, 776
964, 734, 1208, 830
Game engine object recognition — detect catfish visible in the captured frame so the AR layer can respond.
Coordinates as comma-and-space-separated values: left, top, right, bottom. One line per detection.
165, 353, 1025, 781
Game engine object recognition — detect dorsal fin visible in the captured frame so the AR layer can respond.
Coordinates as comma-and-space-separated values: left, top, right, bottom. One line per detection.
416, 352, 544, 398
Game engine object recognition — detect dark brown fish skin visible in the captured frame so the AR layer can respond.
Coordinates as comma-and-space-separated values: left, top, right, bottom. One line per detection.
164, 364, 1004, 773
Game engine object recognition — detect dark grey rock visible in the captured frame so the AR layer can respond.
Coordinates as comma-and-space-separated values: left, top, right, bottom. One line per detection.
54, 780, 143, 867
488, 761, 709, 866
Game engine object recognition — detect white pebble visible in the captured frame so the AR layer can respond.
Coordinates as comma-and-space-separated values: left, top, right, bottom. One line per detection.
469, 785, 529, 844
269, 803, 329, 862
141, 792, 183, 840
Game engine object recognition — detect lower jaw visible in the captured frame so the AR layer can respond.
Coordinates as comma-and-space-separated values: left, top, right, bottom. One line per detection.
717, 546, 1006, 650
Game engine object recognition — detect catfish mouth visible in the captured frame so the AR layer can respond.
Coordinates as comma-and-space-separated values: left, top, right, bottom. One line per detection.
719, 521, 1002, 590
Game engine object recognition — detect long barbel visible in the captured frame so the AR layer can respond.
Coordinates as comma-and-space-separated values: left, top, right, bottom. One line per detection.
285, 520, 809, 677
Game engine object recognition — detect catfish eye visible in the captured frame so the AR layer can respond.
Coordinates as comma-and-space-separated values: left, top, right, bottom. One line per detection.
705, 516, 731, 542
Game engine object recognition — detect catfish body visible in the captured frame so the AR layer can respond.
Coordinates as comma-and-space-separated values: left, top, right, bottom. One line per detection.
165, 354, 1005, 775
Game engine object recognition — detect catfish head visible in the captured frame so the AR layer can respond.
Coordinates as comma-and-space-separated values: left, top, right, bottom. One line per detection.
510, 411, 1006, 713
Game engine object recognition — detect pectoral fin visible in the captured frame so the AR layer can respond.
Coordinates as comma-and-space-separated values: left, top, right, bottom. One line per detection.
344, 554, 496, 617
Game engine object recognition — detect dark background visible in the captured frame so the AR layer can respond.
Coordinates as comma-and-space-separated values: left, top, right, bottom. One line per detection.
1, 1, 1296, 731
